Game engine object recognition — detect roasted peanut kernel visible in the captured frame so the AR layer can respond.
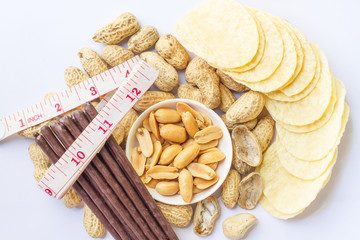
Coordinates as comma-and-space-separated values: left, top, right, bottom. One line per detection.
194, 126, 223, 144
181, 138, 195, 148
159, 124, 187, 143
155, 181, 179, 196
179, 169, 193, 203
142, 118, 152, 132
193, 174, 219, 189
187, 163, 216, 180
174, 143, 200, 169
198, 149, 226, 164
148, 141, 162, 168
147, 165, 179, 179
158, 144, 183, 165
176, 102, 204, 123
155, 108, 181, 123
198, 139, 218, 151
182, 112, 199, 138
149, 111, 161, 141
135, 128, 154, 157
131, 147, 146, 176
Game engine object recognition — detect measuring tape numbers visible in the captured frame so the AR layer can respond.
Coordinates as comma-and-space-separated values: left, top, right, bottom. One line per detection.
0, 56, 141, 141
38, 60, 158, 199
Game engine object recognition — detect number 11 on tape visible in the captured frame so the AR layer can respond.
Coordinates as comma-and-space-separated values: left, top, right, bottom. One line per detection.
38, 60, 158, 199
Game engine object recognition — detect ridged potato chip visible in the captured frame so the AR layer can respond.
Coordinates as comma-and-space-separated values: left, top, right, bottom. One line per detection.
280, 78, 343, 133
278, 102, 349, 161
223, 7, 265, 73
260, 195, 304, 219
224, 10, 284, 83
265, 45, 333, 126
277, 140, 337, 180
259, 142, 335, 214
175, 0, 259, 69
227, 13, 298, 92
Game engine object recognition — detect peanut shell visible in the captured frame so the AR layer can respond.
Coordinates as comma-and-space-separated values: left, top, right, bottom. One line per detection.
252, 116, 275, 152
216, 69, 249, 92
193, 196, 220, 236
232, 125, 262, 167
218, 83, 236, 112
134, 91, 175, 111
101, 45, 134, 67
78, 48, 108, 77
238, 172, 263, 210
221, 169, 241, 208
177, 84, 204, 104
64, 66, 89, 88
128, 25, 159, 53
157, 202, 193, 227
226, 91, 265, 124
140, 52, 179, 91
93, 12, 140, 45
155, 34, 189, 69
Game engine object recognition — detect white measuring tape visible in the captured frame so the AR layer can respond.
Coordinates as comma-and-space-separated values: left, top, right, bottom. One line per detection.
0, 56, 141, 141
39, 60, 158, 199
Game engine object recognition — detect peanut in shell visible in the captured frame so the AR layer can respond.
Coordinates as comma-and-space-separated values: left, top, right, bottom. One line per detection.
128, 25, 159, 53
226, 90, 265, 124
155, 34, 189, 69
101, 45, 134, 67
221, 169, 241, 208
140, 52, 179, 91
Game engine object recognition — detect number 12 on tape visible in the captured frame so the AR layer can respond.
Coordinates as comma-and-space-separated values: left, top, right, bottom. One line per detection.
38, 60, 158, 199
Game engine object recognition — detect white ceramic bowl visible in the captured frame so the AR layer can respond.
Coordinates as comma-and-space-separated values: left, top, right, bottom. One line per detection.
126, 99, 232, 205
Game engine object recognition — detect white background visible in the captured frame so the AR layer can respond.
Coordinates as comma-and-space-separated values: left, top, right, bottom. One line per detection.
0, 0, 359, 239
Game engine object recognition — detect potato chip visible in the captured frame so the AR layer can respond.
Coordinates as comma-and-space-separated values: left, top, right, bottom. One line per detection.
223, 10, 283, 82
280, 78, 343, 133
260, 195, 304, 219
175, 0, 259, 68
279, 17, 304, 88
259, 142, 335, 214
265, 44, 320, 102
265, 38, 318, 101
280, 24, 317, 96
227, 15, 298, 92
221, 7, 265, 72
260, 171, 331, 219
265, 45, 333, 126
278, 103, 349, 161
277, 139, 337, 180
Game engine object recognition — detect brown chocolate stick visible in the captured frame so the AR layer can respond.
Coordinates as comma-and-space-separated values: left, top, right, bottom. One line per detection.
49, 121, 146, 240
39, 127, 130, 240
34, 133, 123, 240
83, 103, 179, 240
69, 111, 164, 240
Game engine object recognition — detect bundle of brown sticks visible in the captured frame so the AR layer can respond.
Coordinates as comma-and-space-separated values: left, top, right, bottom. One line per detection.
34, 102, 178, 240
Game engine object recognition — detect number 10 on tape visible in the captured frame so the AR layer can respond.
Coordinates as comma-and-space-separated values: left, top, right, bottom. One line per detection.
38, 60, 158, 199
